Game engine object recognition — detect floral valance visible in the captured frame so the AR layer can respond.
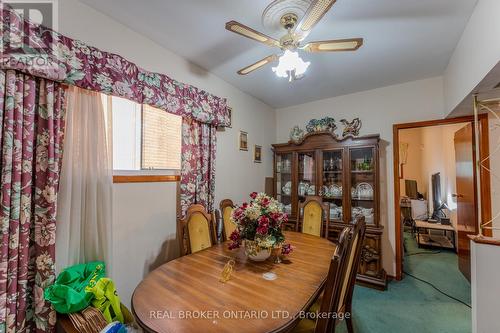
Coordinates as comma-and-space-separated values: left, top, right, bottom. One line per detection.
0, 4, 229, 126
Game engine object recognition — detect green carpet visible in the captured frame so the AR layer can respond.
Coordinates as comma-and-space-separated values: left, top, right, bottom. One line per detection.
336, 232, 471, 333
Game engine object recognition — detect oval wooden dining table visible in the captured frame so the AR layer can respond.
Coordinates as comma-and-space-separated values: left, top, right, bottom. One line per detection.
132, 231, 336, 333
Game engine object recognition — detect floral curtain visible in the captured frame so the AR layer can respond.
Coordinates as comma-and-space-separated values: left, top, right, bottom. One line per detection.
180, 118, 216, 217
0, 3, 230, 127
0, 69, 66, 332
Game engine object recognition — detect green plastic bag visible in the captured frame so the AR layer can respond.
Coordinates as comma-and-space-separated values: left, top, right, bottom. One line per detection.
44, 261, 106, 314
86, 278, 124, 323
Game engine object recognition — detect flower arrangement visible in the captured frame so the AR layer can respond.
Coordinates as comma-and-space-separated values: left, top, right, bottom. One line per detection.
229, 192, 293, 257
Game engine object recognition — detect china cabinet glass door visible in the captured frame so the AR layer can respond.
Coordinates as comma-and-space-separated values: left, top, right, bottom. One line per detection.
275, 153, 293, 216
321, 150, 344, 223
298, 152, 316, 199
350, 147, 376, 224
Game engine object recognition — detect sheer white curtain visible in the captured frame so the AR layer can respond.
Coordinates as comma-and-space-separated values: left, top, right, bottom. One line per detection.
56, 86, 113, 272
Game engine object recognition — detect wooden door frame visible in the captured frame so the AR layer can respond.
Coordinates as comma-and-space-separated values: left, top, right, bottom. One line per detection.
393, 115, 492, 280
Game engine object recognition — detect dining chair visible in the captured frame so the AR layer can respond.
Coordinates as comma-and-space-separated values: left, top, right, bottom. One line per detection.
297, 196, 329, 238
178, 204, 216, 256
293, 215, 367, 333
334, 215, 366, 333
219, 199, 236, 241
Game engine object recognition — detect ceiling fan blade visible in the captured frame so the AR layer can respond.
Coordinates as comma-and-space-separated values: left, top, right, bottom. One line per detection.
295, 0, 337, 41
237, 55, 278, 75
301, 38, 363, 52
226, 21, 280, 48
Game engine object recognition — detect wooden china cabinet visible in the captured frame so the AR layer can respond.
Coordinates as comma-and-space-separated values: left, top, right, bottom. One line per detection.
272, 131, 387, 290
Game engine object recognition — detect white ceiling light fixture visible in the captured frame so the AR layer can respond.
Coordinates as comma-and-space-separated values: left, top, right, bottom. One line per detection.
272, 50, 310, 81
226, 0, 363, 83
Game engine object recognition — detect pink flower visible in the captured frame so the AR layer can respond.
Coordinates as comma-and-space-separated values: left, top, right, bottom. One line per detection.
228, 230, 242, 250
256, 224, 269, 235
269, 213, 280, 226
258, 216, 269, 226
229, 229, 240, 242
232, 207, 244, 221
250, 192, 258, 199
281, 243, 293, 255
261, 197, 270, 207
241, 202, 248, 209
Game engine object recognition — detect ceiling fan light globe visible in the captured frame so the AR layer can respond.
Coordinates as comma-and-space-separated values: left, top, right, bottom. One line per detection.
272, 66, 289, 78
294, 59, 310, 76
272, 50, 310, 80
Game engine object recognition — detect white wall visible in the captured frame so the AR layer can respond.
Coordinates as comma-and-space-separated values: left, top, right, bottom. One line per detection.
471, 240, 500, 333
443, 0, 500, 114
399, 129, 424, 196
112, 182, 178, 306
276, 77, 446, 276
58, 0, 276, 306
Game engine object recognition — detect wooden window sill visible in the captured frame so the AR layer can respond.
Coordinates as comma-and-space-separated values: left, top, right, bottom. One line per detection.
469, 235, 500, 247
113, 175, 180, 183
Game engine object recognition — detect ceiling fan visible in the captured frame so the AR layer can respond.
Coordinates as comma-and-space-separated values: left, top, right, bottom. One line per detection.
225, 0, 363, 81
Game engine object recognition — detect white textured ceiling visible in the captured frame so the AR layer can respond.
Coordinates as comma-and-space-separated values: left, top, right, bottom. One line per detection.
79, 0, 477, 108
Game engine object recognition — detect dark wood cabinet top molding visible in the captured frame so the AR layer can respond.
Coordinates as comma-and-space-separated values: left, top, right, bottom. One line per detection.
273, 132, 380, 150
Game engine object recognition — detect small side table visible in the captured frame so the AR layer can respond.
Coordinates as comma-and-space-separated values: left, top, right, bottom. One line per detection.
415, 220, 456, 251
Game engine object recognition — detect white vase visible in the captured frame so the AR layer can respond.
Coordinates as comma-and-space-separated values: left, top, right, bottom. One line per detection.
245, 241, 271, 261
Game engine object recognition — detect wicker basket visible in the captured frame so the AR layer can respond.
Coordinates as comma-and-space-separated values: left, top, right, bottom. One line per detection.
61, 304, 137, 333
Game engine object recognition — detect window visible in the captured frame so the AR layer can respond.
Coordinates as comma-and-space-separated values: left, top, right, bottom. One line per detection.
103, 94, 182, 173
142, 105, 182, 170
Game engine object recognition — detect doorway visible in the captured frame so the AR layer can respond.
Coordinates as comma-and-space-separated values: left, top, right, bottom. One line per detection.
393, 115, 492, 281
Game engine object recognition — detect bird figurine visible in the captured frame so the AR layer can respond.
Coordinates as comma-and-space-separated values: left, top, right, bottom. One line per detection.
340, 118, 362, 137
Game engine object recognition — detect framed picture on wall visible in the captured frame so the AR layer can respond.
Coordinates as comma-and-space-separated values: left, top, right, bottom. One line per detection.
254, 145, 262, 163
239, 131, 248, 151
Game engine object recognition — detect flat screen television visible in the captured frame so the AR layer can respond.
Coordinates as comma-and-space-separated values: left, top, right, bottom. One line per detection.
431, 172, 443, 220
